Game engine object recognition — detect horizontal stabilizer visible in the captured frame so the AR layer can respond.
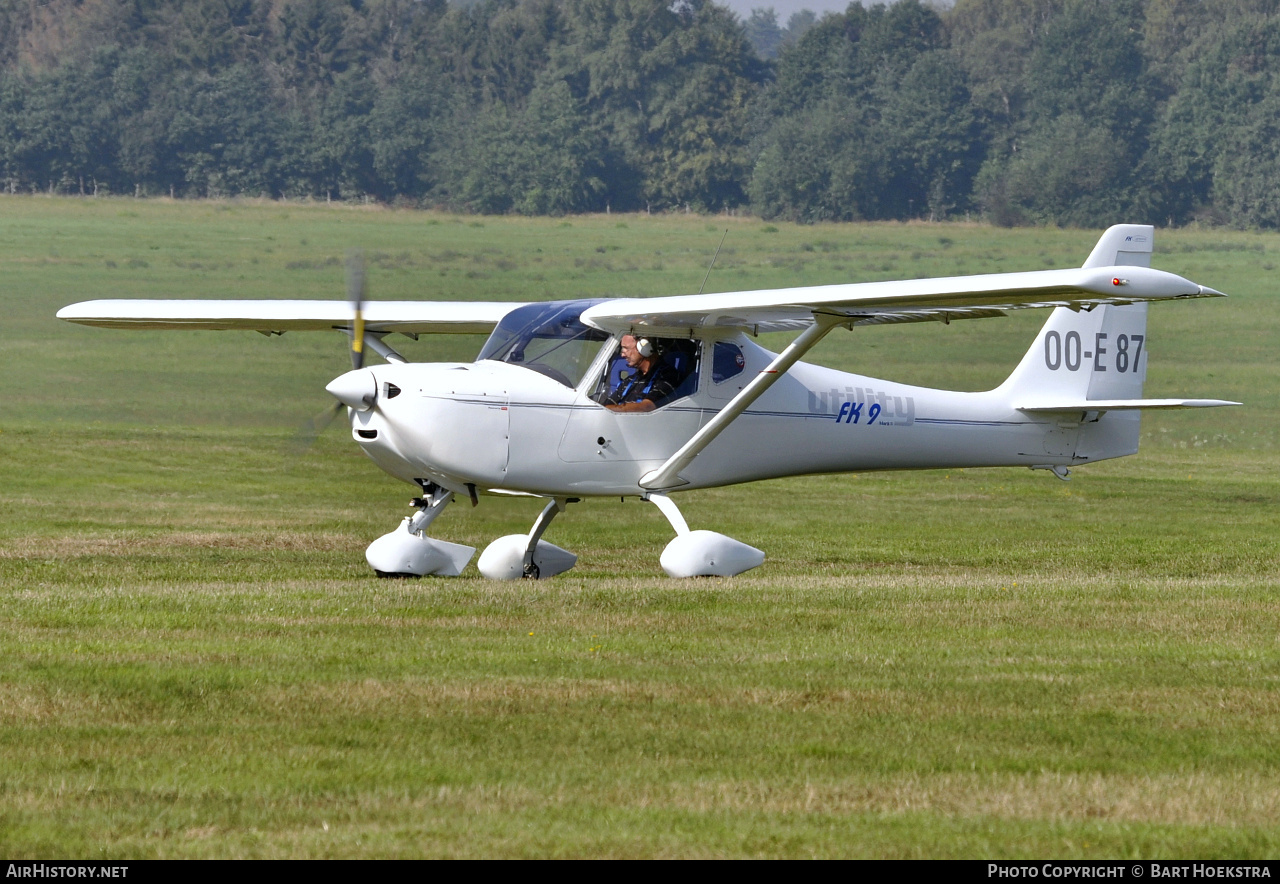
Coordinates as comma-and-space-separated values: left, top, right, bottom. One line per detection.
1019, 398, 1240, 414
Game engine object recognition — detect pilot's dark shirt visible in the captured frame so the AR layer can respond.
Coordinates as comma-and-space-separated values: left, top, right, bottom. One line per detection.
604, 361, 679, 407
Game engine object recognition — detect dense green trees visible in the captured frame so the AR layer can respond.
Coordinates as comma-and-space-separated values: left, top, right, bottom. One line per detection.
541, 0, 763, 211
975, 0, 1153, 226
4, 0, 1280, 227
1147, 10, 1280, 226
749, 1, 979, 222
746, 0, 1280, 228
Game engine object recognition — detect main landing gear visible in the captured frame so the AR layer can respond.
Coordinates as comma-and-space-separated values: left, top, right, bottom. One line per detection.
645, 493, 765, 578
472, 493, 764, 580
477, 497, 580, 580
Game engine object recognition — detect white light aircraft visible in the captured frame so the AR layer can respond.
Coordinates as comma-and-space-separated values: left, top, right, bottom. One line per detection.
58, 224, 1238, 580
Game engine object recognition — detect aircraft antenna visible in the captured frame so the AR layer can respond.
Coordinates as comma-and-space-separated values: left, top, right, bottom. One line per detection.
698, 228, 729, 295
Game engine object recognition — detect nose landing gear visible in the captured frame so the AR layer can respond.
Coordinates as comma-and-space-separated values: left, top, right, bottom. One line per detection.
366, 484, 476, 577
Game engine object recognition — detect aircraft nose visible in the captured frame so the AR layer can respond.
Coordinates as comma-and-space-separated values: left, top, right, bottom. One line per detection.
326, 368, 377, 411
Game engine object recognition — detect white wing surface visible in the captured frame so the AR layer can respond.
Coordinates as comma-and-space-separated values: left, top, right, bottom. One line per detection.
579, 266, 1223, 335
56, 299, 527, 335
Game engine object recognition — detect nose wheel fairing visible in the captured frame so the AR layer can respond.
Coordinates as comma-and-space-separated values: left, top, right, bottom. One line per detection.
365, 490, 476, 577
366, 518, 476, 577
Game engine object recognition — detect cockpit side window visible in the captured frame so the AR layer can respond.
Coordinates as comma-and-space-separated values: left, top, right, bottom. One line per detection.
712, 341, 745, 384
477, 300, 609, 388
592, 336, 701, 408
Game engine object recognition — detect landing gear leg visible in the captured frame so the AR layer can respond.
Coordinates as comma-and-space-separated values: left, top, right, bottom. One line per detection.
477, 497, 580, 580
646, 492, 690, 537
645, 492, 765, 578
521, 497, 567, 578
408, 484, 453, 533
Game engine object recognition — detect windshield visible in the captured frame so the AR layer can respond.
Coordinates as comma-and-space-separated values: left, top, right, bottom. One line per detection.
476, 300, 609, 388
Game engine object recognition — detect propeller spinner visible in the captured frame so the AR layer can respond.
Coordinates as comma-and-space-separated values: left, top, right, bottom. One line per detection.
326, 368, 376, 411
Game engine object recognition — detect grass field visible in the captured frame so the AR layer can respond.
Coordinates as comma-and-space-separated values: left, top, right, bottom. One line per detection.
1, 196, 1277, 858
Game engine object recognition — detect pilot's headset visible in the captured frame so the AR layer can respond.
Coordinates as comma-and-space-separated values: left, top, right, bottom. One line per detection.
634, 337, 654, 358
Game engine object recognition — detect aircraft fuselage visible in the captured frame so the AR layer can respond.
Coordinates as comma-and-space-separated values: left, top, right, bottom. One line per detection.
344, 332, 1133, 499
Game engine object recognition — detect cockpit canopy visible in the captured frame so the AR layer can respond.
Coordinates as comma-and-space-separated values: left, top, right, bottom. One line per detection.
476, 300, 610, 388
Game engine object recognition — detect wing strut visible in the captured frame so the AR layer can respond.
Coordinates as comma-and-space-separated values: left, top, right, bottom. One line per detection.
639, 312, 846, 491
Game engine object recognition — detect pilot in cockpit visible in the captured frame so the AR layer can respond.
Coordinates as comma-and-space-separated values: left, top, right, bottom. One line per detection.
602, 334, 680, 413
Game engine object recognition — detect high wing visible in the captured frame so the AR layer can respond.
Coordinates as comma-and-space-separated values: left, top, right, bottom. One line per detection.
579, 265, 1221, 336
56, 299, 528, 335
59, 266, 1216, 338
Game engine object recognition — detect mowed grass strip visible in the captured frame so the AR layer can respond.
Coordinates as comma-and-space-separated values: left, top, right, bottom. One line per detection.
2, 568, 1279, 857
1, 198, 1277, 857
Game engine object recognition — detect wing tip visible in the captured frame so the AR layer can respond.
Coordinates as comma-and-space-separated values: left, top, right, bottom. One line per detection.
56, 302, 94, 321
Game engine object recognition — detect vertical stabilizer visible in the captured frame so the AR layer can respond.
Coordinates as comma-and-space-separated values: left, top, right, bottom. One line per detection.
998, 302, 1149, 404
1082, 224, 1154, 269
1000, 223, 1156, 400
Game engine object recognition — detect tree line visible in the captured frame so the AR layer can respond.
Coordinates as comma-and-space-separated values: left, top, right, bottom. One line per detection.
3, 0, 1280, 228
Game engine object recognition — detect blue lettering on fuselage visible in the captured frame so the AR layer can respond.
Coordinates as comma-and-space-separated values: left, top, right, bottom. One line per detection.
809, 387, 915, 426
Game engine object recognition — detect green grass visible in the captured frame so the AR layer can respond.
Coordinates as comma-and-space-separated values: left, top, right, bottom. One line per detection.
1, 196, 1278, 857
